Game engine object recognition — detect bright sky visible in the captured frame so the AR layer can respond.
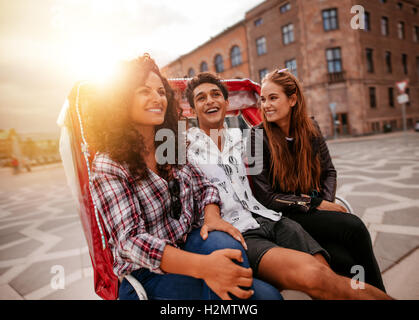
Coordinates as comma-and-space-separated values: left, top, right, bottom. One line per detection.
0, 0, 261, 134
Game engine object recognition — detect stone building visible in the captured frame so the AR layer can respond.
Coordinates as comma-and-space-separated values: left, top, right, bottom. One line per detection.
164, 0, 419, 137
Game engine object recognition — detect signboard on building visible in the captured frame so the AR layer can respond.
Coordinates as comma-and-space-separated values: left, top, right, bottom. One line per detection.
396, 80, 409, 94
397, 94, 409, 104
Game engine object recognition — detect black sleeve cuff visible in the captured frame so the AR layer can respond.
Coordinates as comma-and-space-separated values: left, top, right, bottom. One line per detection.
309, 196, 323, 209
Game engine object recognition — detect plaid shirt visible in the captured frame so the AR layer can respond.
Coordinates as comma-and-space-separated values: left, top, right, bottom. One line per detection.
91, 153, 222, 277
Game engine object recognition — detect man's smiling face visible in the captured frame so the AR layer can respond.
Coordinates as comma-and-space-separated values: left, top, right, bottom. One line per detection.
192, 82, 228, 132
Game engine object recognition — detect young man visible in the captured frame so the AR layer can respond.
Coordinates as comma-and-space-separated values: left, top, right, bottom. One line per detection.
185, 72, 392, 300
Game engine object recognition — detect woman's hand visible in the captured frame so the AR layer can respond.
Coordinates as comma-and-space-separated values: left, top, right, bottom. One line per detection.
201, 249, 254, 300
201, 204, 247, 250
317, 200, 347, 213
160, 245, 253, 300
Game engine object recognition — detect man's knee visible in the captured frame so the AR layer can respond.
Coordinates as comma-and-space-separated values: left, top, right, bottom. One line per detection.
295, 262, 331, 292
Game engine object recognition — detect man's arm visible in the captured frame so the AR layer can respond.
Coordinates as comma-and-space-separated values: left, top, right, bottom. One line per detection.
200, 203, 247, 250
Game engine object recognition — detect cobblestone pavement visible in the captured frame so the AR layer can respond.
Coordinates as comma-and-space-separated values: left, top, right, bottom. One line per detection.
0, 131, 418, 300
329, 132, 419, 277
0, 163, 98, 300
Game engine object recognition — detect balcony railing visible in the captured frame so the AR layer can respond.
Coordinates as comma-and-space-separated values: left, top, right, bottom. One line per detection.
327, 71, 346, 84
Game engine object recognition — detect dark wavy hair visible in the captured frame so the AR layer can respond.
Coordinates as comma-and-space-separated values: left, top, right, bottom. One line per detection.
86, 54, 182, 181
185, 72, 228, 108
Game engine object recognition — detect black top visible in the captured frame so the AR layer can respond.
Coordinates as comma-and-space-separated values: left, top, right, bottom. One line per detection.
248, 120, 336, 214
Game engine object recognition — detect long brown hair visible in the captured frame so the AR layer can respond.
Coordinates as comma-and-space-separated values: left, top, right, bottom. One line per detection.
86, 54, 182, 181
261, 70, 321, 194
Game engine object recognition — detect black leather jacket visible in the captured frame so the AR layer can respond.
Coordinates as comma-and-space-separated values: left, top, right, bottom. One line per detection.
249, 121, 336, 214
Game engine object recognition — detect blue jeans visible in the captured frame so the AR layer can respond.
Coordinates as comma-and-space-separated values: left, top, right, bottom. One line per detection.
119, 228, 283, 300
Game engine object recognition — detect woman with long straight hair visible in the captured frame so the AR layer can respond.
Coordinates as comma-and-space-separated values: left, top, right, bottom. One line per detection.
86, 54, 283, 300
250, 69, 386, 292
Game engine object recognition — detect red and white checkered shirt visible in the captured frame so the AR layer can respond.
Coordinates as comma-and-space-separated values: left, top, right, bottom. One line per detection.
91, 153, 222, 276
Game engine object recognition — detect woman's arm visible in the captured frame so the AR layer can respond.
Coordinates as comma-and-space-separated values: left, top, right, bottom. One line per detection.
315, 141, 346, 212
160, 244, 253, 300
91, 171, 170, 275
249, 127, 312, 214
311, 120, 347, 212
317, 133, 337, 202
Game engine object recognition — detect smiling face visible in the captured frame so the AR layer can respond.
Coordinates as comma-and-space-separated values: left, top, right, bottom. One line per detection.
192, 82, 228, 132
130, 71, 168, 129
260, 79, 297, 128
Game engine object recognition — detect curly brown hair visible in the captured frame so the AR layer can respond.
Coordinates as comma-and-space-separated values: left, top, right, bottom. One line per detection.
86, 55, 182, 181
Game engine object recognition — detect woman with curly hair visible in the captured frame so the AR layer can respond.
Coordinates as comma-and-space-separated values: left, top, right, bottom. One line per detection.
250, 69, 387, 293
87, 54, 282, 300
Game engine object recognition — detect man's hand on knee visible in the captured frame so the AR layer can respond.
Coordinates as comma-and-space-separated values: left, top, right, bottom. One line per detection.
201, 204, 247, 250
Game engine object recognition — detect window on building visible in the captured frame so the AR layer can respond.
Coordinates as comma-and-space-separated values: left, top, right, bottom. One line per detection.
407, 118, 413, 129
254, 18, 263, 26
285, 58, 297, 77
414, 7, 418, 14
214, 54, 224, 73
402, 54, 408, 75
200, 61, 208, 72
369, 87, 377, 108
416, 56, 419, 79
282, 24, 295, 45
230, 46, 242, 67
390, 119, 398, 129
322, 9, 339, 31
280, 2, 291, 13
188, 68, 195, 78
372, 121, 380, 133
414, 26, 419, 42
397, 2, 403, 9
385, 51, 392, 73
259, 68, 269, 82
397, 22, 405, 39
366, 48, 374, 73
380, 0, 387, 3
381, 17, 389, 36
364, 11, 371, 31
326, 47, 342, 73
256, 37, 267, 56
388, 87, 394, 107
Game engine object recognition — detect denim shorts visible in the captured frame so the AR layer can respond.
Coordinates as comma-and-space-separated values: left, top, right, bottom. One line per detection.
243, 216, 330, 276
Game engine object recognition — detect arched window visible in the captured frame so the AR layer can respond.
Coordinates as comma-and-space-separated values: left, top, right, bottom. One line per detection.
230, 46, 242, 67
200, 61, 208, 72
214, 54, 224, 73
188, 68, 195, 77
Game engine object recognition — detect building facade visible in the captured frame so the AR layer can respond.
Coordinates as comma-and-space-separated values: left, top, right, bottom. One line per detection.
164, 0, 419, 137
162, 21, 250, 80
